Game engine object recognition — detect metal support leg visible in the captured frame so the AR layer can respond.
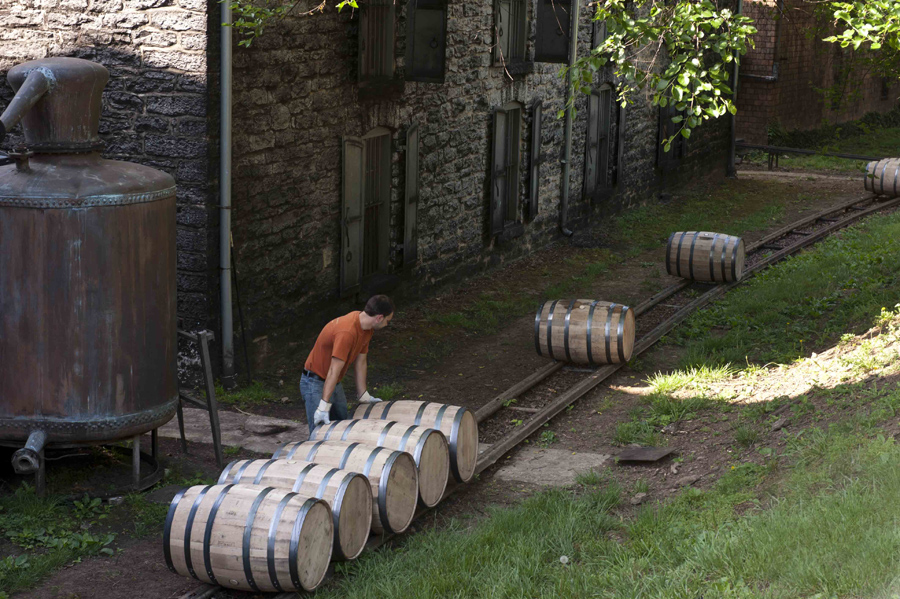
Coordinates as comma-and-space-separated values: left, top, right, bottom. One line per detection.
132, 434, 141, 490
198, 331, 225, 469
35, 449, 46, 497
176, 399, 188, 454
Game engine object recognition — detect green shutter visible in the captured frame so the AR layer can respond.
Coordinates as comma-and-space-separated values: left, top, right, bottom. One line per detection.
385, 0, 396, 77
341, 136, 364, 296
598, 86, 611, 190
494, 0, 511, 65
404, 123, 419, 268
491, 108, 508, 236
528, 100, 542, 221
358, 5, 369, 81
584, 91, 600, 199
506, 106, 521, 222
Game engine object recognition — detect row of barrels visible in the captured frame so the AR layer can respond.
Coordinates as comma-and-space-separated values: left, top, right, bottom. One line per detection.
534, 231, 745, 367
866, 158, 900, 197
163, 401, 478, 592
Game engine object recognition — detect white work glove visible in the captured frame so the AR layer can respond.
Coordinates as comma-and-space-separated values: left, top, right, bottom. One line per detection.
357, 390, 382, 404
313, 399, 331, 427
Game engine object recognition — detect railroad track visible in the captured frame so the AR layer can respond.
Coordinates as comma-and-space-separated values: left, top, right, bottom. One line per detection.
182, 192, 900, 599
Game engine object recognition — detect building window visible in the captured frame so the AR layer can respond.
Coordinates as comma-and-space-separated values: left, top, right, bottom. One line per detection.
493, 0, 527, 65
657, 102, 684, 170
490, 102, 523, 235
340, 127, 393, 296
406, 0, 447, 82
584, 84, 615, 200
359, 0, 396, 80
534, 0, 570, 63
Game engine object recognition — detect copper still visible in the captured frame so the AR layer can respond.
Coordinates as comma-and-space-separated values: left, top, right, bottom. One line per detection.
0, 58, 177, 474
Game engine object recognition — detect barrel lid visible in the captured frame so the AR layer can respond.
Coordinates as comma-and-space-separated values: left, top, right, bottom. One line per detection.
7, 58, 108, 152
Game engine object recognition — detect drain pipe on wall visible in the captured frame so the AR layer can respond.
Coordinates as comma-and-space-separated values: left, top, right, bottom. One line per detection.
727, 0, 744, 178
558, 0, 580, 237
220, 0, 236, 388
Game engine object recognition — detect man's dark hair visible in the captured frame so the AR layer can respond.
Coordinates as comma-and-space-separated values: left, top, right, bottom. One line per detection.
364, 295, 394, 317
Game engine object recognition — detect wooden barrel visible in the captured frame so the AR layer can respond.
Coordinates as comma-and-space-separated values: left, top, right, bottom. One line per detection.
274, 440, 418, 535
865, 158, 900, 197
310, 420, 449, 507
352, 401, 479, 483
163, 484, 332, 592
217, 459, 372, 561
534, 299, 635, 365
666, 231, 745, 283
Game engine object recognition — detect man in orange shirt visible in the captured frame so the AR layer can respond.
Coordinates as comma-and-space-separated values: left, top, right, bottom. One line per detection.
301, 295, 394, 433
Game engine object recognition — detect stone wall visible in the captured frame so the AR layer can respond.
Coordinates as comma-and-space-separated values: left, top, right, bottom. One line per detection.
229, 0, 735, 354
0, 0, 218, 333
736, 0, 900, 144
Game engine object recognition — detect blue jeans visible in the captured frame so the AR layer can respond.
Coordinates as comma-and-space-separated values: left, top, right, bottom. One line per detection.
300, 373, 349, 434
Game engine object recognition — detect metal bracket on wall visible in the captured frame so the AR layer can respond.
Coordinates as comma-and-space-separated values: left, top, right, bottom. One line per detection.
176, 329, 225, 468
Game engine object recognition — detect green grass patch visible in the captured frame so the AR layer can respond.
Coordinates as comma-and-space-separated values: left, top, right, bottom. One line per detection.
645, 364, 736, 395
672, 209, 900, 370
318, 406, 900, 599
213, 380, 277, 409
0, 486, 116, 595
372, 383, 404, 401
613, 419, 660, 446
609, 179, 791, 254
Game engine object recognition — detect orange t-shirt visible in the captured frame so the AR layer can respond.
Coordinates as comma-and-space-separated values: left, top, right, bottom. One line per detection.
304, 311, 372, 381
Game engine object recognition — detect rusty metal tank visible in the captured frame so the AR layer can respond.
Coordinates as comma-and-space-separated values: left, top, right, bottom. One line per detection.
0, 57, 177, 472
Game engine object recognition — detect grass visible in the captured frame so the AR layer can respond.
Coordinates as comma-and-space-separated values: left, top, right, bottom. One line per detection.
319, 412, 900, 599
645, 364, 735, 395
0, 486, 116, 595
372, 383, 404, 401
609, 180, 791, 254
213, 380, 277, 409
671, 209, 900, 370
613, 419, 660, 446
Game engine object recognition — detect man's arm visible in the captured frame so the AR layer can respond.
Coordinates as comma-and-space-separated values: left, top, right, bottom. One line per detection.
354, 353, 368, 399
321, 356, 345, 406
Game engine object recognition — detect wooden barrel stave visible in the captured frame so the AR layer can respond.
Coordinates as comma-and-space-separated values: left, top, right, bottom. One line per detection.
217, 459, 372, 561
163, 484, 333, 592
310, 419, 449, 507
273, 440, 418, 535
534, 299, 635, 366
353, 401, 478, 483
666, 231, 745, 283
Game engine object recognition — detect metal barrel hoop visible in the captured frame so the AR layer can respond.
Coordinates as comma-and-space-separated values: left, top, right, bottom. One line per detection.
242, 487, 275, 592
617, 305, 628, 363
675, 231, 689, 278
586, 300, 599, 366
339, 442, 360, 469
414, 401, 432, 426
546, 300, 560, 360
563, 299, 576, 362
291, 463, 317, 492
265, 491, 297, 591
163, 488, 188, 573
183, 485, 212, 580
604, 303, 616, 364
708, 233, 720, 282
203, 484, 235, 585
252, 459, 278, 484
688, 231, 700, 280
